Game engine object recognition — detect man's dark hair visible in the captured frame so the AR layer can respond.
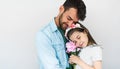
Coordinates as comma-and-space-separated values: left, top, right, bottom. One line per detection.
63, 0, 86, 21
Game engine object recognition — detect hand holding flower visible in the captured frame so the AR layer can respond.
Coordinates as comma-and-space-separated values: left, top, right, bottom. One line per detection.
69, 55, 81, 64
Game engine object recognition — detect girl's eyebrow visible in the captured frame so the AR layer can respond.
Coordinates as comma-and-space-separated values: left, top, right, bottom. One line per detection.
76, 35, 79, 39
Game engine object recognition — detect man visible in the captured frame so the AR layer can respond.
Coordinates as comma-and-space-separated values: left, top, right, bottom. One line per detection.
36, 0, 86, 69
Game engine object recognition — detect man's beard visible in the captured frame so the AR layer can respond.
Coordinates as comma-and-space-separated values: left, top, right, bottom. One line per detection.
58, 13, 68, 31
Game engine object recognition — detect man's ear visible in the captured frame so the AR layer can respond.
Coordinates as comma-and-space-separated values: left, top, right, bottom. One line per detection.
59, 5, 64, 14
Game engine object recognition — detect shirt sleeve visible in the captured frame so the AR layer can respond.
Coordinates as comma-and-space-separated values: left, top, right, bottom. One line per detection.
92, 47, 102, 61
36, 31, 63, 69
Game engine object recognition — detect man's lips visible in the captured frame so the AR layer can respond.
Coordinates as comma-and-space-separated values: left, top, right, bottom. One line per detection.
62, 23, 68, 30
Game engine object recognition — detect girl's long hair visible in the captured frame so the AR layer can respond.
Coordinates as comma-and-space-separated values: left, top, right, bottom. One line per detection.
67, 22, 97, 46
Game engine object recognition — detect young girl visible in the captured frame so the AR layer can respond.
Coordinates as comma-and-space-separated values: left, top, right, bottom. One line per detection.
66, 23, 102, 69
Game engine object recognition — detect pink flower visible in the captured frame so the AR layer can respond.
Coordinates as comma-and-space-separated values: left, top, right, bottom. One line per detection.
66, 41, 77, 53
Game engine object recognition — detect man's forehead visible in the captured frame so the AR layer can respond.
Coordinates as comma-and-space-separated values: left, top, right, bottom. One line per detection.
67, 8, 79, 21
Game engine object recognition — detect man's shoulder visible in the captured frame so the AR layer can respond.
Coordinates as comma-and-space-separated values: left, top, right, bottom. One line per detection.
40, 23, 51, 31
37, 23, 53, 38
37, 18, 57, 37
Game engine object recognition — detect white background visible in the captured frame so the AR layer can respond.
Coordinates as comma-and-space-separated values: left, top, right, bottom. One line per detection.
0, 0, 120, 69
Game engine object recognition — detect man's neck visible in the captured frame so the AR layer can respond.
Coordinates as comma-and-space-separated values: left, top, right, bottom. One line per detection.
54, 16, 60, 27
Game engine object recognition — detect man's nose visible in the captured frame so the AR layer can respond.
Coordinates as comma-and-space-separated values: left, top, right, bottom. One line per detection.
68, 20, 74, 27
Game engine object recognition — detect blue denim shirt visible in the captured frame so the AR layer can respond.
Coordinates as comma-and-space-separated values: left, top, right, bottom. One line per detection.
36, 18, 69, 69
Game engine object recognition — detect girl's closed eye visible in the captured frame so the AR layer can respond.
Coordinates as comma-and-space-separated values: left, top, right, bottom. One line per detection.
73, 41, 77, 45
77, 36, 81, 39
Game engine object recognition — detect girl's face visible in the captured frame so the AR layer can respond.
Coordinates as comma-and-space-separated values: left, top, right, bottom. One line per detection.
70, 31, 88, 48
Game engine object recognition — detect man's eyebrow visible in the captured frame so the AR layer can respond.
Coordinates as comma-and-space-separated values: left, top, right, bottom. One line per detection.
68, 16, 78, 23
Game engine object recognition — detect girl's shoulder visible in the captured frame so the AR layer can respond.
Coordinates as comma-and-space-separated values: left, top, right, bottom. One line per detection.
82, 45, 103, 52
89, 45, 102, 61
87, 45, 102, 51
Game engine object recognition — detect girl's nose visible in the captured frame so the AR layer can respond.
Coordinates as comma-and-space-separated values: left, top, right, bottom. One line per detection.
76, 42, 79, 47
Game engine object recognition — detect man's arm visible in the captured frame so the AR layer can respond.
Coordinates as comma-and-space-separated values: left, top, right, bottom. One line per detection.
36, 31, 63, 69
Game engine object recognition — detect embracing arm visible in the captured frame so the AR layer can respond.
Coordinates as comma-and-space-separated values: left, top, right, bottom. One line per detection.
36, 31, 63, 69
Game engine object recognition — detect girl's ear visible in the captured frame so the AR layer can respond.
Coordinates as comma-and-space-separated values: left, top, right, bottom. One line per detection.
59, 5, 64, 14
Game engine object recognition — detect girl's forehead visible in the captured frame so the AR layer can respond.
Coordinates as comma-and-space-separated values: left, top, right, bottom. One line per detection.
73, 31, 82, 35
71, 31, 86, 38
70, 31, 81, 39
73, 31, 80, 35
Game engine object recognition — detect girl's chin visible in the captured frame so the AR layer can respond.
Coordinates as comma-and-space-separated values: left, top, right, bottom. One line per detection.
82, 44, 87, 48
78, 43, 87, 48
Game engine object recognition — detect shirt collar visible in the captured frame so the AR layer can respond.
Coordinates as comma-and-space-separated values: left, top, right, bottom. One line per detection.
50, 18, 58, 32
